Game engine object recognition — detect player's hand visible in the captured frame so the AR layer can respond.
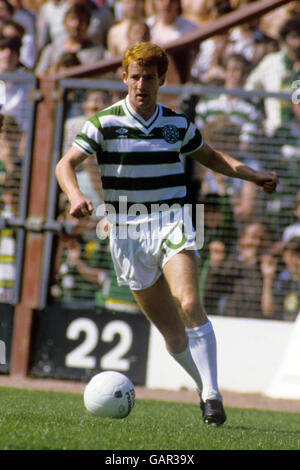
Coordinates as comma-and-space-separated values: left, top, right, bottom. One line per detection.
255, 171, 279, 194
69, 195, 93, 218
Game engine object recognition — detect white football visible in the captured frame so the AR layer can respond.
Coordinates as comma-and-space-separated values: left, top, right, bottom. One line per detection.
84, 371, 135, 419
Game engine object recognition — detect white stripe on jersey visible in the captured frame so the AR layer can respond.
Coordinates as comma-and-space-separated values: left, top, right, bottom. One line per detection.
100, 161, 184, 179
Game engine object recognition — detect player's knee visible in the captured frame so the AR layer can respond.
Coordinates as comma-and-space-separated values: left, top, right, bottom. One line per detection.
165, 330, 188, 354
180, 297, 201, 317
180, 296, 207, 326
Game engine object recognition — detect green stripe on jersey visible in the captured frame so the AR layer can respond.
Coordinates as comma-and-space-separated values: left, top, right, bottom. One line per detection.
102, 173, 185, 191
98, 151, 180, 165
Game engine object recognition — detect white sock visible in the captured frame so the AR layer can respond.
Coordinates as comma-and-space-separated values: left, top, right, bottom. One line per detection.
186, 320, 222, 402
171, 345, 203, 395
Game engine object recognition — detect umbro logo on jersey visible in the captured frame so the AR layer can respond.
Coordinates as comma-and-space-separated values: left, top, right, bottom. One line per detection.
116, 128, 128, 137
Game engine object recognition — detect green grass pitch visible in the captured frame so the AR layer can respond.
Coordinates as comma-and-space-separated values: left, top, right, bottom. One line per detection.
0, 386, 299, 450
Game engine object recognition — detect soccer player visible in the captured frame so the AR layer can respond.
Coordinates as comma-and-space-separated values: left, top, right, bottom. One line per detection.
56, 41, 278, 426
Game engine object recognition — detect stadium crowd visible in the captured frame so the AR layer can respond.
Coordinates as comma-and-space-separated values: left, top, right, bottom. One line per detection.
0, 0, 299, 320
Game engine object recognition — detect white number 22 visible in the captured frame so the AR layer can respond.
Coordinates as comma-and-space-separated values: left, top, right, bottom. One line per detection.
65, 318, 133, 371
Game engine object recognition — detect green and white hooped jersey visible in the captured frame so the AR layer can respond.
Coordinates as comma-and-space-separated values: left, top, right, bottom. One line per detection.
73, 95, 203, 216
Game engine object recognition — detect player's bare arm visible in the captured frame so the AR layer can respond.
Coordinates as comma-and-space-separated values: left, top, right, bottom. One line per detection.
189, 142, 279, 194
55, 145, 94, 218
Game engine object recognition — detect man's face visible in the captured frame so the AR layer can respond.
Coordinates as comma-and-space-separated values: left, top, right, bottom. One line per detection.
122, 0, 145, 20
154, 0, 179, 22
64, 13, 89, 41
122, 61, 165, 119
0, 1, 12, 26
0, 47, 18, 72
225, 58, 245, 88
82, 91, 106, 118
285, 30, 300, 61
283, 249, 300, 277
128, 23, 150, 44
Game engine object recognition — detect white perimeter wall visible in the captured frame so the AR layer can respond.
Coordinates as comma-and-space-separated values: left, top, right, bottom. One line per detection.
146, 315, 300, 399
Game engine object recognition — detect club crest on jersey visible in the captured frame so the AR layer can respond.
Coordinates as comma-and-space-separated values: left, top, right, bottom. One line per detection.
162, 125, 179, 144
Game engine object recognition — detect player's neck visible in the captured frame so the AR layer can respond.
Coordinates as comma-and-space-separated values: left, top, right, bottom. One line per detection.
128, 99, 157, 122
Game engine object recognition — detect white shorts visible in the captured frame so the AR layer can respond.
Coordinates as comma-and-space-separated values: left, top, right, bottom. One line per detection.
109, 210, 198, 291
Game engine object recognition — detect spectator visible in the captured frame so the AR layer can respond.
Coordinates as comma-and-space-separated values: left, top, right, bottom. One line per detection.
110, 0, 123, 20
191, 0, 233, 84
199, 191, 237, 266
127, 19, 151, 45
0, 0, 14, 29
10, 0, 36, 38
62, 89, 106, 209
0, 114, 22, 185
205, 0, 234, 20
36, 0, 114, 53
226, 19, 278, 70
227, 152, 264, 231
146, 0, 198, 47
194, 54, 264, 228
261, 237, 300, 321
36, 0, 66, 52
73, 0, 114, 48
259, 1, 300, 41
282, 192, 300, 244
63, 88, 107, 151
242, 220, 273, 257
55, 49, 81, 72
54, 51, 85, 118
199, 239, 230, 316
111, 18, 151, 79
181, 0, 212, 27
0, 37, 31, 139
107, 0, 146, 57
261, 101, 300, 235
195, 54, 260, 138
222, 230, 266, 318
273, 101, 300, 188
191, 2, 277, 85
35, 4, 105, 76
51, 206, 104, 307
245, 16, 300, 136
277, 101, 300, 157
1, 19, 37, 69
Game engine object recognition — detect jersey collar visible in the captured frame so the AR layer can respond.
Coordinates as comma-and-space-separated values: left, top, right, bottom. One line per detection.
124, 95, 161, 133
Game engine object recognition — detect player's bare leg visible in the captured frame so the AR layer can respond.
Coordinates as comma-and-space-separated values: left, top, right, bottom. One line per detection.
162, 249, 207, 328
162, 249, 226, 425
131, 273, 189, 354
132, 251, 226, 425
131, 273, 203, 395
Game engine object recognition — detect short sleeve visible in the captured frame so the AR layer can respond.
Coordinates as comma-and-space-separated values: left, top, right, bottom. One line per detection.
181, 120, 203, 155
73, 118, 104, 156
